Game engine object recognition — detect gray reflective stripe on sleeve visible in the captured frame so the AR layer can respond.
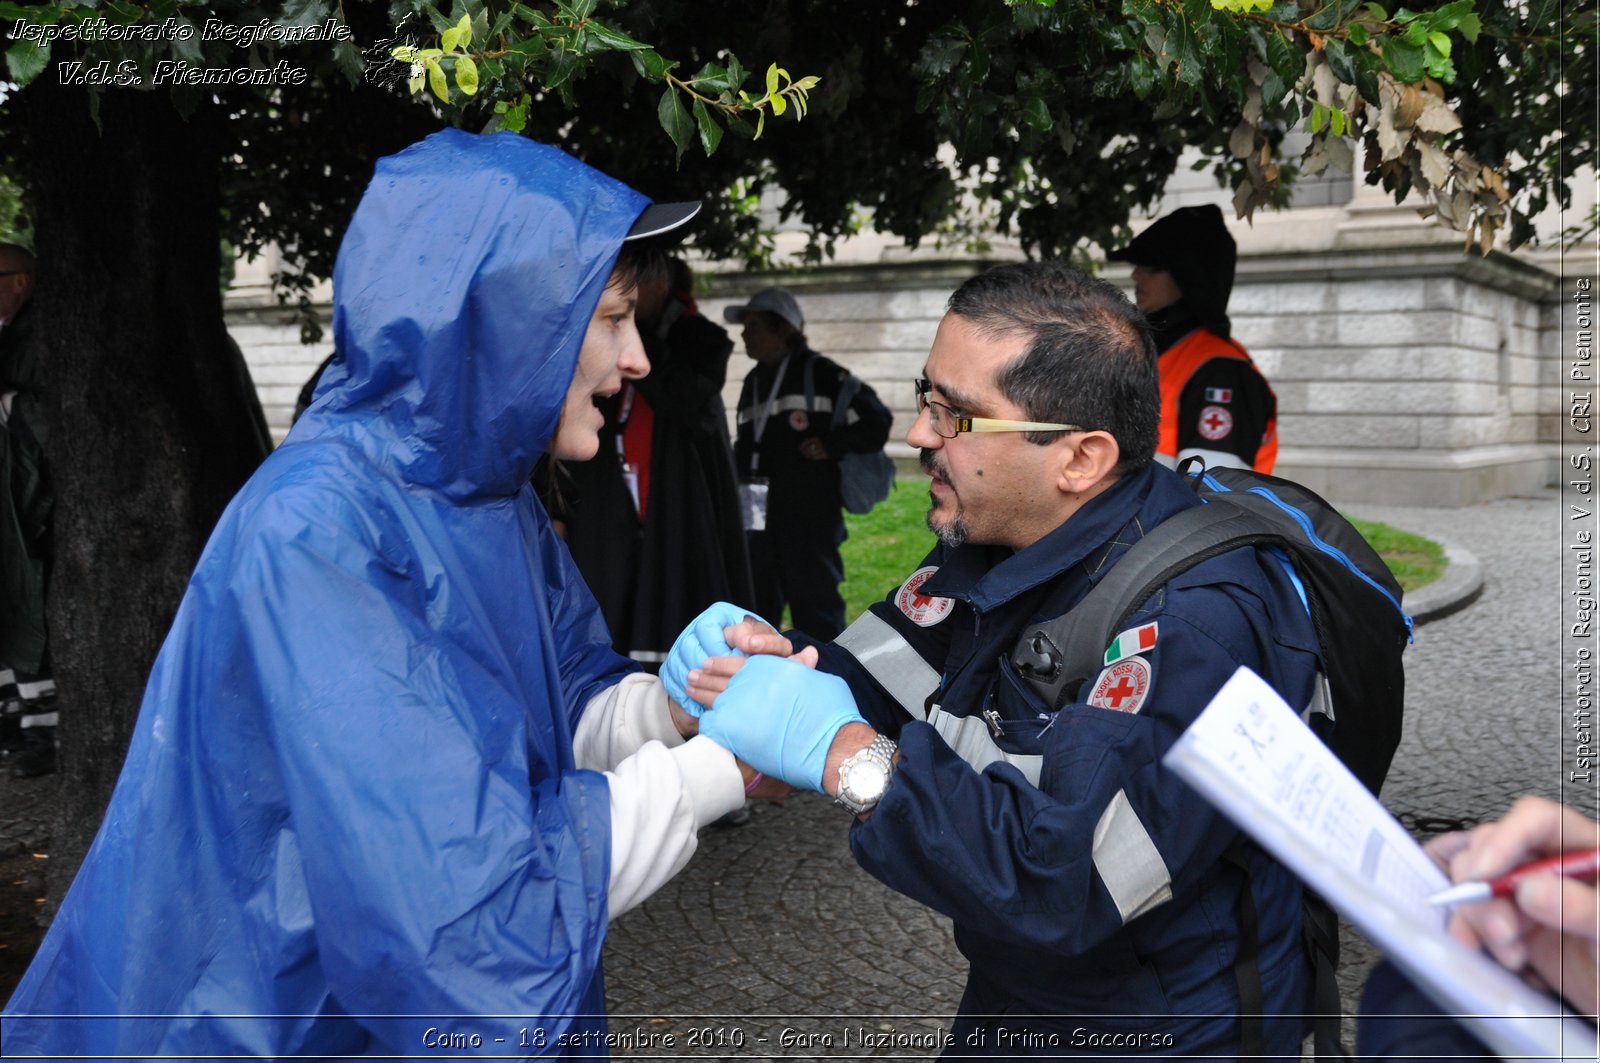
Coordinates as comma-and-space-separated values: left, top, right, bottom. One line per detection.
834, 611, 939, 722
925, 706, 1043, 786
739, 395, 834, 424
1092, 789, 1173, 923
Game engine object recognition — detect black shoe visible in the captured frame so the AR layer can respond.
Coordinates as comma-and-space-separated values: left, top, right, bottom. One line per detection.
11, 746, 55, 778
11, 727, 55, 777
711, 802, 752, 829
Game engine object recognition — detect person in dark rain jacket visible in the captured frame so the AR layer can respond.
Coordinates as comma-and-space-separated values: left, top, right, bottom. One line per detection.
727, 287, 892, 640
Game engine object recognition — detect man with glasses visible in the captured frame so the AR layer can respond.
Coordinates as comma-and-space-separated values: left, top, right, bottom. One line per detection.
675, 261, 1319, 1057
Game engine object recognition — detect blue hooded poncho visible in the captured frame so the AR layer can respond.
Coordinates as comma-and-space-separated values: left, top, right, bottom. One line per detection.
3, 129, 651, 1058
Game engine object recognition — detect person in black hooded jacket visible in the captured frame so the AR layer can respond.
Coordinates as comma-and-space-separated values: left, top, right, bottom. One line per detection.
1109, 205, 1279, 473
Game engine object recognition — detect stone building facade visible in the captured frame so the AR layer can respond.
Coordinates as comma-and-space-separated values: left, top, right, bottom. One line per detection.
229, 178, 1582, 508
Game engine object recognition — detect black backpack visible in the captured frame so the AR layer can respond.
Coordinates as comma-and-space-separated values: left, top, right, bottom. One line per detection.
1009, 462, 1413, 1059
1011, 462, 1410, 794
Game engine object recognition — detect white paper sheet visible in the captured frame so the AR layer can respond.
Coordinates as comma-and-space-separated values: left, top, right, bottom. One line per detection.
1164, 667, 1598, 1061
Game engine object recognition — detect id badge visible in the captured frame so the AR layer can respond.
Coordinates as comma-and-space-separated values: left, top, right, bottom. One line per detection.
740, 480, 769, 531
622, 463, 641, 515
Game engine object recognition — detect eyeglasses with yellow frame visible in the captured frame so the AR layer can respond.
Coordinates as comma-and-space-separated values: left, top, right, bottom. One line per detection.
914, 378, 1086, 439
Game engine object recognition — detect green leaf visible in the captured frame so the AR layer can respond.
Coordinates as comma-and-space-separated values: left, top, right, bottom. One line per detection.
658, 87, 693, 161
506, 36, 549, 57
332, 39, 365, 87
1393, 6, 1421, 20
630, 48, 672, 80
765, 61, 780, 96
1021, 95, 1052, 130
770, 92, 788, 116
1331, 106, 1346, 136
454, 54, 478, 95
1456, 13, 1481, 42
427, 58, 449, 102
692, 97, 723, 154
1361, 1, 1389, 18
4, 39, 48, 85
1348, 22, 1369, 46
1129, 53, 1158, 97
1380, 35, 1427, 80
792, 75, 820, 91
1310, 100, 1325, 133
440, 25, 462, 52
1426, 31, 1451, 57
455, 12, 473, 47
544, 47, 579, 90
1325, 37, 1357, 82
588, 22, 648, 51
692, 61, 734, 93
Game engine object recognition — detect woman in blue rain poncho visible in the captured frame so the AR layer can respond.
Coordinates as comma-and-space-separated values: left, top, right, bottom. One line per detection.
2, 129, 746, 1059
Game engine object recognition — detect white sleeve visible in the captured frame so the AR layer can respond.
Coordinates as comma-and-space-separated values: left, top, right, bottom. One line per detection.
574, 676, 745, 919
572, 672, 685, 771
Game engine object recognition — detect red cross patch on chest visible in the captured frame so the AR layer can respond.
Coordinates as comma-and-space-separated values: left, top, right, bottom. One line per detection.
895, 565, 955, 627
1086, 657, 1153, 714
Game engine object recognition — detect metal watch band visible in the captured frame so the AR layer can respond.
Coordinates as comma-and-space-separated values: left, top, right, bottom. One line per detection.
834, 734, 898, 815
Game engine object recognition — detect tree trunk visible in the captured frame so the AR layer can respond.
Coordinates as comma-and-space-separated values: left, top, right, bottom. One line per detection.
21, 76, 268, 912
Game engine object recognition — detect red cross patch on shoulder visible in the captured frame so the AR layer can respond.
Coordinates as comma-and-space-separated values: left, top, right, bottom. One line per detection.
1087, 657, 1153, 714
1197, 404, 1234, 441
789, 410, 810, 432
895, 565, 955, 627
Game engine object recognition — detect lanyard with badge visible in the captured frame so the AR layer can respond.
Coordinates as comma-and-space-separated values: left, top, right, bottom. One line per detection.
614, 384, 641, 515
740, 352, 789, 532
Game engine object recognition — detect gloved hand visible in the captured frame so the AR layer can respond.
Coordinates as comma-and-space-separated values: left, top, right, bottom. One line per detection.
698, 655, 866, 792
661, 601, 772, 715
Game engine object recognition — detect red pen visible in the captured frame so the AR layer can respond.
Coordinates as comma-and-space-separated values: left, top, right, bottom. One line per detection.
1428, 846, 1600, 907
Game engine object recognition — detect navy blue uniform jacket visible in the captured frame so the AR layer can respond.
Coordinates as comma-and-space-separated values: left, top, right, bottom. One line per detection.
812, 464, 1320, 1057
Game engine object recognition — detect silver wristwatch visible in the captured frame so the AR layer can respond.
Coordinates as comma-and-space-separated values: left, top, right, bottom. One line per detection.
834, 734, 898, 815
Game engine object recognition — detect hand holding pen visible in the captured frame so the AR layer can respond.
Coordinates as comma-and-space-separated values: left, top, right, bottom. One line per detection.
1424, 796, 1600, 1018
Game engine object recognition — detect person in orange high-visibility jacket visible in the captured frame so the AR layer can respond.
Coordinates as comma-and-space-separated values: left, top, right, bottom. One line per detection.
1110, 205, 1277, 473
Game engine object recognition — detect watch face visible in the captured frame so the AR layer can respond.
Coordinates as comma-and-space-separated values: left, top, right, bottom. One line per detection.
844, 758, 888, 802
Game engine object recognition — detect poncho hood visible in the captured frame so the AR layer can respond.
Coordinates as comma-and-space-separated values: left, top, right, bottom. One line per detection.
304, 127, 649, 499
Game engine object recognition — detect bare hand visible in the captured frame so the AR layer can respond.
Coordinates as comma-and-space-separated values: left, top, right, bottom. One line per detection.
1428, 796, 1600, 1017
738, 759, 798, 803
667, 695, 700, 739
688, 644, 819, 705
721, 617, 794, 658
799, 437, 829, 461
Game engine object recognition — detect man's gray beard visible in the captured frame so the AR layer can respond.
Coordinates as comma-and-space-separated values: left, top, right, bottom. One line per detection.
928, 508, 968, 549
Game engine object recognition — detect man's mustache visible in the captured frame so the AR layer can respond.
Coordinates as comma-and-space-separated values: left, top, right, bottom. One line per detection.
920, 448, 945, 480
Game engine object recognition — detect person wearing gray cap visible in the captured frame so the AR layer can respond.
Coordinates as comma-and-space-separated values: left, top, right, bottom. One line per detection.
725, 287, 892, 641
1109, 205, 1278, 473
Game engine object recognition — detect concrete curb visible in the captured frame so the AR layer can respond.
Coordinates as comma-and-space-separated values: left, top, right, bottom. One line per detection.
1405, 536, 1484, 627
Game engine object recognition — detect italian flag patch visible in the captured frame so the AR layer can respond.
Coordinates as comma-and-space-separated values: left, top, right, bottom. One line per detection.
1103, 622, 1159, 666
1204, 387, 1233, 403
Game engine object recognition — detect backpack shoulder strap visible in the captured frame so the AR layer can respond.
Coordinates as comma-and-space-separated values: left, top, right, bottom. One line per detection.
1011, 495, 1275, 709
831, 373, 862, 431
801, 352, 817, 414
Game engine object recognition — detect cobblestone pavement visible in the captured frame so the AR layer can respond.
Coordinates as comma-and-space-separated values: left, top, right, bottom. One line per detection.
603, 487, 1578, 1057
0, 490, 1573, 1057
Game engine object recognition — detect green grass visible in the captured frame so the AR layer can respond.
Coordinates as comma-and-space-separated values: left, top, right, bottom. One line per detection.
838, 479, 1447, 622
1344, 516, 1447, 594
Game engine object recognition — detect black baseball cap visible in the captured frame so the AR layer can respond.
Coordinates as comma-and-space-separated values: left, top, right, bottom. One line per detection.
626, 201, 701, 241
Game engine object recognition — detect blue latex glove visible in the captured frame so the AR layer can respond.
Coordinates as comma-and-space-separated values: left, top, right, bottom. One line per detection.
661, 601, 772, 715
698, 655, 866, 792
